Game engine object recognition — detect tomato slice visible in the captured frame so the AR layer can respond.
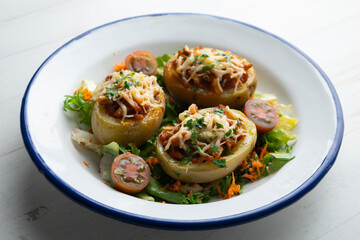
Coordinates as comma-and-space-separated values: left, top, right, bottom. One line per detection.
110, 153, 150, 194
243, 98, 279, 134
125, 50, 158, 76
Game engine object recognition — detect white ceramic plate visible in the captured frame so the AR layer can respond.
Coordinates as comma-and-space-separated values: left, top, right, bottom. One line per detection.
21, 13, 344, 229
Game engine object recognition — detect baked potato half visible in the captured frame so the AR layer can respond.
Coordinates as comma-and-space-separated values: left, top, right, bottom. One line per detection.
156, 105, 257, 183
164, 46, 257, 108
91, 70, 165, 146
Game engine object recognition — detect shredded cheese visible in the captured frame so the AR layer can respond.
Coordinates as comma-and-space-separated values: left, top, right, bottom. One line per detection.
161, 104, 246, 162
92, 70, 163, 119
173, 46, 252, 94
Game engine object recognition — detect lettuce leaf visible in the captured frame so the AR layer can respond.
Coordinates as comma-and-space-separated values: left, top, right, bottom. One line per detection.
156, 54, 171, 72
145, 177, 187, 204
263, 153, 295, 172
260, 128, 297, 153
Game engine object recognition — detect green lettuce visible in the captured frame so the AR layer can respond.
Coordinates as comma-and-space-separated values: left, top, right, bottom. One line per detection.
263, 153, 295, 172
260, 128, 297, 153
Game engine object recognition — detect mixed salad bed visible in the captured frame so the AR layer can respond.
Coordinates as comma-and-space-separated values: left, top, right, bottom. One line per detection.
63, 48, 298, 204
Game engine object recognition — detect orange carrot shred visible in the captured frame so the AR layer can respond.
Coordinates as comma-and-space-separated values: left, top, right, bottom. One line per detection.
224, 172, 241, 199
168, 180, 183, 192
146, 157, 159, 169
82, 161, 90, 167
259, 142, 268, 162
113, 62, 125, 72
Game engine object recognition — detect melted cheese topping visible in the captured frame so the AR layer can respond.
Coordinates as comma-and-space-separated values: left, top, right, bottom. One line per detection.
173, 46, 251, 94
162, 104, 246, 157
92, 70, 163, 119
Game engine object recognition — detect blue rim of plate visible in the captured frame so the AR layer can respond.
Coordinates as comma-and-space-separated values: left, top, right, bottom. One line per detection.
20, 13, 344, 230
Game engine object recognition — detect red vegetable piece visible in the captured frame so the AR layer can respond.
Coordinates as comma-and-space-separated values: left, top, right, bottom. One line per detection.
243, 98, 279, 134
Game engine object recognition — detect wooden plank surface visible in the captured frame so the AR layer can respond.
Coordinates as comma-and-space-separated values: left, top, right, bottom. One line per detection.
1, 0, 358, 239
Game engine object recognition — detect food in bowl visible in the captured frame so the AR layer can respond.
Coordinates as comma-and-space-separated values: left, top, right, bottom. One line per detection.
156, 104, 257, 183
91, 70, 165, 146
63, 46, 297, 204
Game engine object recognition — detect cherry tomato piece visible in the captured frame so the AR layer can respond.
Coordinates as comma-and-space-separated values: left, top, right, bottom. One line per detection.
125, 50, 158, 76
243, 98, 279, 134
110, 153, 150, 194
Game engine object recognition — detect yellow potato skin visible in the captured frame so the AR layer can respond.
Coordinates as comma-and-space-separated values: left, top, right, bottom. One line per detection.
91, 92, 165, 147
163, 55, 257, 108
156, 109, 257, 183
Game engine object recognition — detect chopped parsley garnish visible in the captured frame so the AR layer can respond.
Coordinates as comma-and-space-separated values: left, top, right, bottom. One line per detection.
212, 159, 227, 168
194, 117, 207, 129
191, 145, 209, 156
223, 148, 234, 155
123, 81, 132, 89
186, 119, 194, 129
179, 157, 191, 166
201, 54, 209, 58
215, 122, 224, 128
123, 80, 139, 89
105, 87, 118, 99
210, 144, 220, 154
226, 55, 231, 62
190, 130, 199, 144
184, 113, 190, 118
192, 56, 198, 64
202, 64, 215, 72
225, 129, 235, 138
213, 108, 225, 116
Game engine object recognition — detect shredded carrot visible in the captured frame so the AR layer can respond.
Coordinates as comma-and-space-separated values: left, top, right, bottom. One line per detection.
98, 170, 101, 174
104, 181, 109, 185
162, 201, 166, 204
89, 138, 93, 143
252, 160, 263, 176
259, 142, 268, 162
187, 191, 193, 197
224, 172, 241, 199
241, 151, 266, 182
82, 88, 92, 101
242, 173, 256, 182
82, 161, 90, 167
146, 157, 158, 169
126, 152, 131, 155
113, 62, 125, 72
240, 157, 249, 172
192, 183, 198, 188
168, 180, 183, 192
74, 86, 92, 102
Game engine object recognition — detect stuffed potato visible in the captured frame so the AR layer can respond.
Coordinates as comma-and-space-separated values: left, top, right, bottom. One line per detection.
164, 45, 257, 108
91, 70, 165, 146
156, 104, 257, 183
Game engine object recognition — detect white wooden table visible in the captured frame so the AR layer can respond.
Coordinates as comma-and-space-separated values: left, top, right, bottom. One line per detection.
1, 0, 359, 239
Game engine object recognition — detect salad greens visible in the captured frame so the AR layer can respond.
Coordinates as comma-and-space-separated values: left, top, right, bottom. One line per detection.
64, 53, 298, 204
